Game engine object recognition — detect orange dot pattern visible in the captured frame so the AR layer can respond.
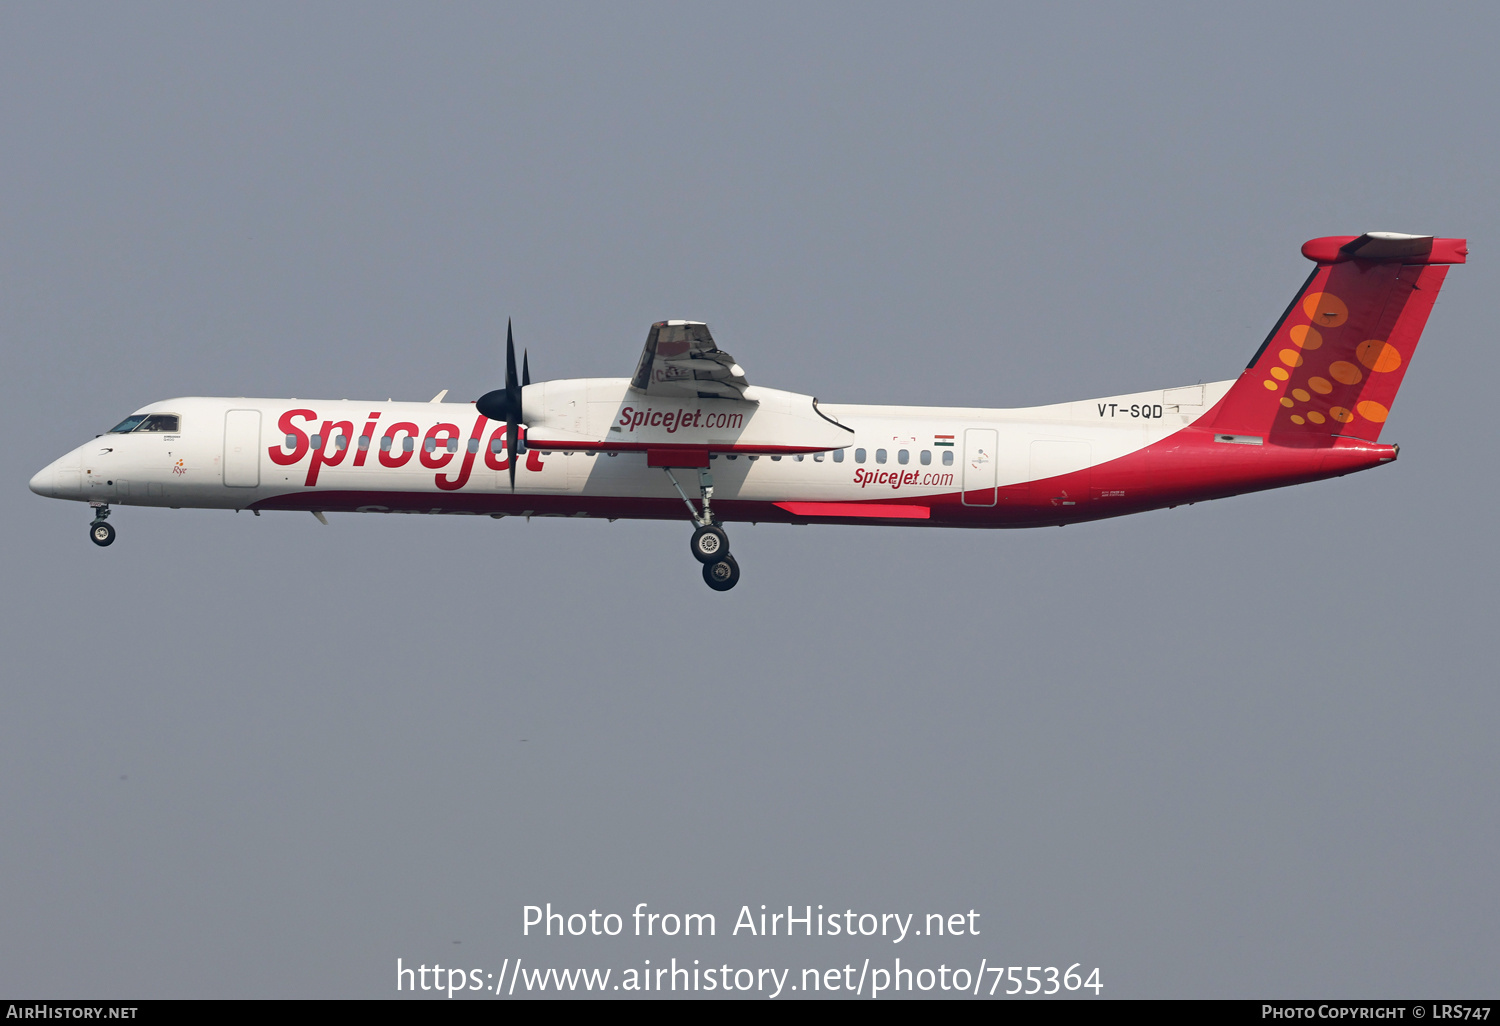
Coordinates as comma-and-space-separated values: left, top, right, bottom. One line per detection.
1302, 292, 1348, 327
1356, 340, 1401, 372
1289, 325, 1323, 350
1268, 289, 1403, 430
1329, 361, 1362, 385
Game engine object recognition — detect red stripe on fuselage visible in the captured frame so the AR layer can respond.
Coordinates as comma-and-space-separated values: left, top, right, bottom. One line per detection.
249, 408, 1396, 527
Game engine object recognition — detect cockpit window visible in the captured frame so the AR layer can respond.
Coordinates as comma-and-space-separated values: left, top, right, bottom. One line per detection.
110, 413, 180, 433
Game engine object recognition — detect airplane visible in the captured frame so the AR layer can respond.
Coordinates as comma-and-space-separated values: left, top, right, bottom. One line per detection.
29, 232, 1465, 591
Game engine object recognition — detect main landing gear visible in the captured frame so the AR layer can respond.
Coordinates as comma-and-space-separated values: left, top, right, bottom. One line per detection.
89, 503, 115, 547
664, 467, 740, 592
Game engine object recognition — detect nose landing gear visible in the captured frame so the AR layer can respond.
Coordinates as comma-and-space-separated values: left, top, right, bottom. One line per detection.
89, 503, 115, 547
664, 467, 740, 591
702, 553, 740, 591
690, 524, 728, 562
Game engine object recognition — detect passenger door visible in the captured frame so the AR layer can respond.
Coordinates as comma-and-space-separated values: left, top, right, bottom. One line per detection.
223, 410, 262, 488
961, 428, 998, 506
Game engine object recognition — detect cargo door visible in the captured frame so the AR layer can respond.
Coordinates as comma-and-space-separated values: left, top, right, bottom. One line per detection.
1029, 440, 1091, 507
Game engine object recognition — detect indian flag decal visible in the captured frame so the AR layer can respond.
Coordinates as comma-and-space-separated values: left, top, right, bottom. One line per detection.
933, 434, 955, 447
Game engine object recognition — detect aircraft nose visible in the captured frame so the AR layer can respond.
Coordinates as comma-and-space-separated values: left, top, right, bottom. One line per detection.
30, 449, 83, 499
28, 466, 54, 497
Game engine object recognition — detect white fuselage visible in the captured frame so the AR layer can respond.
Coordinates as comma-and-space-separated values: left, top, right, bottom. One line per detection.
30, 379, 1234, 521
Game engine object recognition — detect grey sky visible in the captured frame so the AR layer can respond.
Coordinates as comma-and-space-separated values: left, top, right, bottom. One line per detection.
1, 2, 1495, 998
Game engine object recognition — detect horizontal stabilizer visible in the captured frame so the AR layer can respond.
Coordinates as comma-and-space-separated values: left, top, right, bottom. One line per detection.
1301, 233, 1468, 265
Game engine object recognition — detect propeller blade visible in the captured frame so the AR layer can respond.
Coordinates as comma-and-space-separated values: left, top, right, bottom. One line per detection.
522, 350, 530, 387
508, 418, 518, 491
506, 319, 519, 491
505, 320, 519, 394
476, 320, 518, 424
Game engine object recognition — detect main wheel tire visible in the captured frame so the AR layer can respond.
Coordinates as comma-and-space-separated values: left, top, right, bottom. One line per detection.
89, 522, 115, 547
702, 553, 740, 591
689, 524, 729, 563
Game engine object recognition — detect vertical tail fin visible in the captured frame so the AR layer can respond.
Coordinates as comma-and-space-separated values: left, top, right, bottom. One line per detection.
1214, 233, 1466, 442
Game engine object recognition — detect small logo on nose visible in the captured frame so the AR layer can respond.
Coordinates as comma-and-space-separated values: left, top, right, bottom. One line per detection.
172, 459, 186, 475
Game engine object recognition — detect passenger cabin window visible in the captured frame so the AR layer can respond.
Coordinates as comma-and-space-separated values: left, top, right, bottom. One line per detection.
920, 450, 931, 465
854, 448, 865, 463
109, 413, 179, 433
898, 449, 909, 465
813, 453, 823, 462
876, 449, 887, 464
828, 451, 839, 463
942, 450, 954, 466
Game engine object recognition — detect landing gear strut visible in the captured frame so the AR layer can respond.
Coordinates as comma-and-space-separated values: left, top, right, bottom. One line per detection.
664, 467, 740, 591
89, 503, 115, 547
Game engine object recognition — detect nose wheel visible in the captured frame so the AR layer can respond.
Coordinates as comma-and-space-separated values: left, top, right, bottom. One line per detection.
702, 553, 740, 591
88, 504, 115, 547
664, 467, 741, 591
690, 524, 728, 562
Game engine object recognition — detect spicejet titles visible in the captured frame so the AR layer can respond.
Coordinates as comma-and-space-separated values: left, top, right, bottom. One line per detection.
616, 406, 744, 432
855, 468, 956, 490
268, 408, 958, 495
270, 410, 544, 489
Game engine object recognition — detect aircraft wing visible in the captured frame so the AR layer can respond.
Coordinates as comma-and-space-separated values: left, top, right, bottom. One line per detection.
630, 321, 750, 400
